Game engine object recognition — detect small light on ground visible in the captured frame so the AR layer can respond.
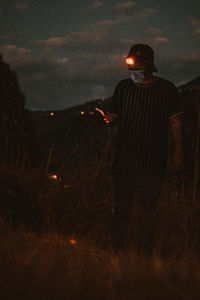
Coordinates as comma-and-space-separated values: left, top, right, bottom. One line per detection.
70, 239, 77, 245
50, 112, 55, 116
49, 174, 58, 180
104, 118, 110, 124
80, 111, 85, 115
64, 184, 70, 189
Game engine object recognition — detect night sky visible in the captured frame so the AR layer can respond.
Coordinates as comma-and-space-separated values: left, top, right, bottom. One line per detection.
0, 0, 200, 111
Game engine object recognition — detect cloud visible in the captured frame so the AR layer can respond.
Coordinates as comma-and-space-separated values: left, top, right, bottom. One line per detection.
194, 28, 200, 35
114, 1, 138, 16
36, 37, 66, 49
36, 17, 135, 55
191, 18, 200, 27
36, 7, 161, 57
190, 17, 200, 35
152, 37, 169, 44
0, 30, 30, 45
148, 27, 162, 35
114, 2, 159, 21
156, 52, 200, 86
16, 2, 29, 14
178, 53, 200, 62
56, 57, 69, 65
0, 44, 32, 67
88, 0, 103, 12
0, 35, 14, 42
136, 8, 159, 20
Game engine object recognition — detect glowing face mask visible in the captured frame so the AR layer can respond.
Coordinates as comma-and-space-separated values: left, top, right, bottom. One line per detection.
130, 69, 145, 84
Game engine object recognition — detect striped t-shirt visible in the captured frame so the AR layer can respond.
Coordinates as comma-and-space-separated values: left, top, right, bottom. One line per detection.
109, 76, 182, 179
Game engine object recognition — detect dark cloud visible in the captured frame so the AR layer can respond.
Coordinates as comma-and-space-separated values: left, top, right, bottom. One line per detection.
114, 2, 159, 21
0, 35, 15, 42
16, 2, 29, 14
35, 8, 163, 58
88, 0, 103, 12
36, 19, 135, 55
148, 27, 163, 35
151, 37, 169, 43
0, 44, 32, 67
114, 1, 138, 16
156, 53, 200, 85
194, 28, 200, 34
135, 8, 159, 20
190, 18, 200, 35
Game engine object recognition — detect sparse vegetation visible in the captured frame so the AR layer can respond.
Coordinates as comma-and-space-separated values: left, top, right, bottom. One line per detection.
1, 219, 200, 300
0, 55, 200, 299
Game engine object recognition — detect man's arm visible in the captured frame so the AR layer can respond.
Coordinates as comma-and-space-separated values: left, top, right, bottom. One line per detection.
170, 112, 184, 171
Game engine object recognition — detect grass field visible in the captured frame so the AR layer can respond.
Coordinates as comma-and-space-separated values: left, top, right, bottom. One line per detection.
1, 219, 200, 300
0, 93, 200, 299
0, 149, 199, 299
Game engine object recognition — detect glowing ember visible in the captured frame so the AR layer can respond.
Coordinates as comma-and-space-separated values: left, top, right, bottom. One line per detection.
80, 111, 85, 115
50, 112, 55, 116
104, 118, 110, 124
95, 107, 110, 124
70, 239, 77, 245
49, 174, 58, 180
95, 107, 105, 117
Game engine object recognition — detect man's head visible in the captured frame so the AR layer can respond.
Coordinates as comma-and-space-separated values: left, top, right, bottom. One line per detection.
126, 44, 157, 74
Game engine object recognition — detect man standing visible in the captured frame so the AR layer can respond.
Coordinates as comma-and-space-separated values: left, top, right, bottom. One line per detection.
105, 44, 184, 254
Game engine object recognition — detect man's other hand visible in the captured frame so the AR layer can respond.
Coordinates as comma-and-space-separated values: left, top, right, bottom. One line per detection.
104, 113, 119, 123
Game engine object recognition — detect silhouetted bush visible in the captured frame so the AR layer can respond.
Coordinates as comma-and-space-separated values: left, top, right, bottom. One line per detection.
0, 54, 35, 167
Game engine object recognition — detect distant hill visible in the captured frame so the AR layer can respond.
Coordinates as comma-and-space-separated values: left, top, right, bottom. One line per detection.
30, 97, 113, 171
30, 73, 200, 138
30, 97, 112, 136
29, 76, 200, 172
178, 76, 200, 92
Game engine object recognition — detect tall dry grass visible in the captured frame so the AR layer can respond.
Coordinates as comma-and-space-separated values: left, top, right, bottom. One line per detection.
1, 219, 200, 300
0, 91, 200, 299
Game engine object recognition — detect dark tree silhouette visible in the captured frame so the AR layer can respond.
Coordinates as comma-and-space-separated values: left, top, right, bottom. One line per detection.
0, 54, 35, 166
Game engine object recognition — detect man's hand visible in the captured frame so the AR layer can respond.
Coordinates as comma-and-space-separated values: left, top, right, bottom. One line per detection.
104, 113, 119, 123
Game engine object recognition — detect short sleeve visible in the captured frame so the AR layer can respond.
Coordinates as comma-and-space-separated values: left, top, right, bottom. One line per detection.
109, 82, 121, 116
169, 85, 183, 118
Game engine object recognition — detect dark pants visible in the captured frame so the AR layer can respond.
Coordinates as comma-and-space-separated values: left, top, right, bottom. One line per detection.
111, 171, 164, 254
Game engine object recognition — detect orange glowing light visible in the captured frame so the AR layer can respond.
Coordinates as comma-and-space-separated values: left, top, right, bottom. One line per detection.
50, 112, 55, 116
126, 57, 135, 65
80, 111, 85, 115
95, 107, 105, 117
104, 118, 110, 124
70, 239, 77, 245
49, 174, 58, 180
